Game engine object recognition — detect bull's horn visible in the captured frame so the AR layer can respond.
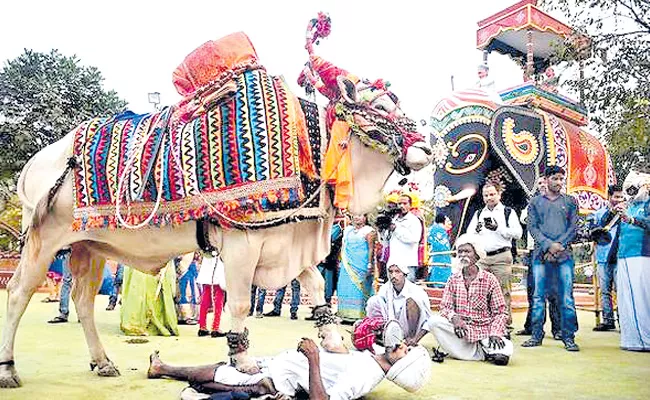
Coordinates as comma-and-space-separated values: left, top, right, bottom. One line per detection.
299, 13, 360, 101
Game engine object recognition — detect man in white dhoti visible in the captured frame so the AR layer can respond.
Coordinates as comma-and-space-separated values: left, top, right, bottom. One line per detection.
429, 234, 513, 365
365, 262, 433, 344
147, 335, 431, 400
617, 171, 650, 352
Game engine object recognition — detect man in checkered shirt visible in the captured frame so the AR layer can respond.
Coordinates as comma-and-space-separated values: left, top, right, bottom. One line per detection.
428, 234, 513, 365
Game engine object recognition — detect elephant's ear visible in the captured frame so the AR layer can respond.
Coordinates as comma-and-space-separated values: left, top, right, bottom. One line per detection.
337, 76, 357, 104
490, 106, 545, 197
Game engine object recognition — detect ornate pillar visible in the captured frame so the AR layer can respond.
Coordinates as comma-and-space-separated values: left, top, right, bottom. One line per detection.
525, 29, 534, 81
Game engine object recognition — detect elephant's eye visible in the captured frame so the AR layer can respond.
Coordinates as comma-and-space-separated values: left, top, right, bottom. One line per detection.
465, 154, 476, 163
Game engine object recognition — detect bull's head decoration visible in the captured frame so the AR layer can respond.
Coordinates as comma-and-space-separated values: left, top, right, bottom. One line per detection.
298, 13, 432, 175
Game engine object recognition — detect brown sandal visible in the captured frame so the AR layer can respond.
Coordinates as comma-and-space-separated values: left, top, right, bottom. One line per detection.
41, 298, 59, 303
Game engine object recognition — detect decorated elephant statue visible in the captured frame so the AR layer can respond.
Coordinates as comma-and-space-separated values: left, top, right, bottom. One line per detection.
429, 87, 615, 242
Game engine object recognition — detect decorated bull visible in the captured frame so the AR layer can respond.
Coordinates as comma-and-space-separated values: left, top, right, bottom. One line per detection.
429, 88, 615, 241
0, 14, 432, 388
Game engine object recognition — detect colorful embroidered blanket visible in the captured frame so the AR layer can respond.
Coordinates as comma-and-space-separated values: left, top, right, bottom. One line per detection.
71, 70, 322, 231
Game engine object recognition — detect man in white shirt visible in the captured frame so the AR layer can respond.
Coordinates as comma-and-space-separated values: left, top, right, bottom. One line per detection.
476, 64, 495, 90
466, 183, 523, 330
364, 263, 433, 345
147, 334, 431, 400
388, 195, 423, 282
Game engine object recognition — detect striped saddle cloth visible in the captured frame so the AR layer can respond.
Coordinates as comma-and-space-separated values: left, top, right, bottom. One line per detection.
71, 69, 325, 231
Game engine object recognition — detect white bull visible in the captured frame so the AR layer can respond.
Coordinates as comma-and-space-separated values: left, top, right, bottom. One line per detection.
0, 104, 433, 387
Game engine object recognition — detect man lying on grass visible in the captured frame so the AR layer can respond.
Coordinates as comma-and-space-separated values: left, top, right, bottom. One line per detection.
147, 329, 431, 399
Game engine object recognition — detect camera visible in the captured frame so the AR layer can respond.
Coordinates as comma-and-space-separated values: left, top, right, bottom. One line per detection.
375, 204, 399, 231
626, 185, 639, 197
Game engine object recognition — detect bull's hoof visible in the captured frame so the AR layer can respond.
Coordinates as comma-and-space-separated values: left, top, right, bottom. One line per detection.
96, 360, 121, 377
0, 363, 21, 388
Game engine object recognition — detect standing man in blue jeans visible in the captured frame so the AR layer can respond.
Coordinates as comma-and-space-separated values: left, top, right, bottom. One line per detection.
263, 279, 301, 320
249, 286, 267, 318
48, 248, 72, 324
522, 166, 580, 352
588, 184, 625, 331
106, 262, 125, 311
517, 177, 561, 339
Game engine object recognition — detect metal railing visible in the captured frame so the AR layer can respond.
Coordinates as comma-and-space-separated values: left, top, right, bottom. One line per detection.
416, 242, 608, 325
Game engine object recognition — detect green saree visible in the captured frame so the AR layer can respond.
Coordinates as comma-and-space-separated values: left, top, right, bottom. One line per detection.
120, 263, 179, 336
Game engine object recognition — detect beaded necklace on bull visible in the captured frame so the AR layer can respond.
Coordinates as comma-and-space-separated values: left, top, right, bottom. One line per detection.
333, 100, 419, 176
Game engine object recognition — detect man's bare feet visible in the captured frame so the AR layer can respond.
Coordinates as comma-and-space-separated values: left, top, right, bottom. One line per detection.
147, 350, 163, 379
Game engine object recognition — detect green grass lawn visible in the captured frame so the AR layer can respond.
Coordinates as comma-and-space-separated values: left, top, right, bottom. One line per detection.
0, 291, 648, 399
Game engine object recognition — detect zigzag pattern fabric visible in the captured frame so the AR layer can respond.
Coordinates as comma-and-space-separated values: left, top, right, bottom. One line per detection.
72, 69, 313, 230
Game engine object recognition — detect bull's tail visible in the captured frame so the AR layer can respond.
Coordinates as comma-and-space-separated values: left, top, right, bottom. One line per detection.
30, 157, 79, 231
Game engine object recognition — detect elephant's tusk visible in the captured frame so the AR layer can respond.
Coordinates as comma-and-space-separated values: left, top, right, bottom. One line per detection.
447, 187, 476, 203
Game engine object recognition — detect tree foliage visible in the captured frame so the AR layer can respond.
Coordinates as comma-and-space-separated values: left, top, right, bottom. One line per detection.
0, 194, 22, 252
0, 49, 127, 183
544, 0, 650, 180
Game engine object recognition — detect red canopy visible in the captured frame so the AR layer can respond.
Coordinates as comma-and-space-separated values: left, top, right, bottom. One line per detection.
477, 0, 574, 67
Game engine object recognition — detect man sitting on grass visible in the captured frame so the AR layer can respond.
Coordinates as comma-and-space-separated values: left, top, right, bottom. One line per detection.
362, 262, 434, 348
428, 234, 513, 366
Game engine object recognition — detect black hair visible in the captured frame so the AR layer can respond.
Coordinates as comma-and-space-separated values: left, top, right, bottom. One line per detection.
434, 213, 447, 224
482, 181, 503, 193
608, 183, 624, 196
400, 194, 413, 205
544, 165, 565, 177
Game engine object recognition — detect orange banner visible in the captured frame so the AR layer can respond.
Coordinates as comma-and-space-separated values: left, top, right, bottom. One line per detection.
563, 119, 608, 199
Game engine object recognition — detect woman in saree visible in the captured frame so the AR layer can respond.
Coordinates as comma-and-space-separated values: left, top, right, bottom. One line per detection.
426, 213, 453, 288
120, 261, 179, 336
336, 214, 377, 322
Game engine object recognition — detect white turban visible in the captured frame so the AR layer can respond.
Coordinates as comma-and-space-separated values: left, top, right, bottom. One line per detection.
455, 233, 487, 260
387, 261, 410, 275
386, 345, 431, 392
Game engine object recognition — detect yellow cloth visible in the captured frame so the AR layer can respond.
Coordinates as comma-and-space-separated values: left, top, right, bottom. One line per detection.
386, 190, 422, 209
120, 264, 179, 337
323, 120, 353, 209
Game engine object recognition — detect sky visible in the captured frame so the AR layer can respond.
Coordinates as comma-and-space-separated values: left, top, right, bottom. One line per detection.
0, 0, 543, 119
0, 0, 576, 198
